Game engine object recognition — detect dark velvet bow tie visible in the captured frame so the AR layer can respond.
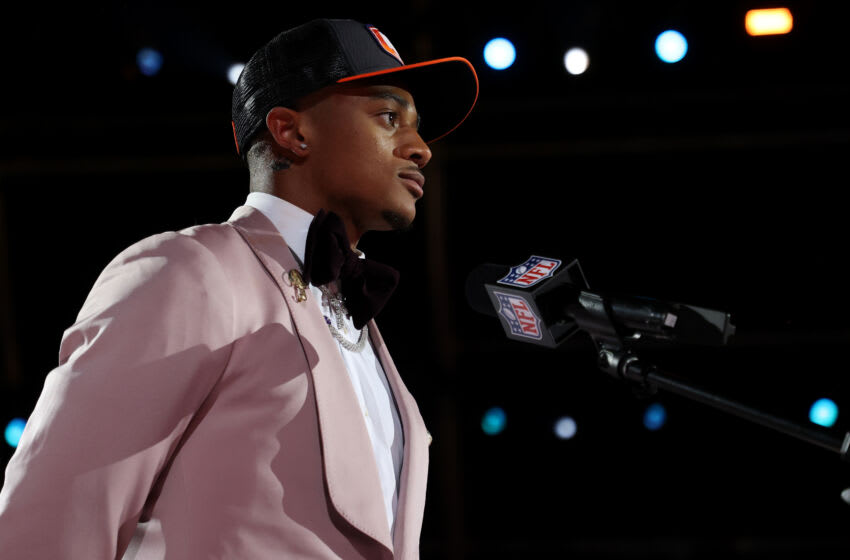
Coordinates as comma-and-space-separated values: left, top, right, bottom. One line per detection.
302, 209, 400, 330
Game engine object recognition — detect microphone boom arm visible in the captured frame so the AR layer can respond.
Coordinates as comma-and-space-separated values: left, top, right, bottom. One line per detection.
569, 289, 850, 462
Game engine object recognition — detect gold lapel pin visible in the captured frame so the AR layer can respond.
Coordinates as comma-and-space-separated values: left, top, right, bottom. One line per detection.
288, 269, 308, 303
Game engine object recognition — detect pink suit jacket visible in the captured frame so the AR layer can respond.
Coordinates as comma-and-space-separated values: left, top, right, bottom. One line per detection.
0, 205, 429, 559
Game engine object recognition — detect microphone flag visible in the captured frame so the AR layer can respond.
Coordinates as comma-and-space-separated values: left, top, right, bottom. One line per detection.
484, 255, 589, 348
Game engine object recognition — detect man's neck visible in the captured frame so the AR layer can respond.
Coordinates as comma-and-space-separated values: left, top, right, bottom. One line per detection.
247, 182, 363, 250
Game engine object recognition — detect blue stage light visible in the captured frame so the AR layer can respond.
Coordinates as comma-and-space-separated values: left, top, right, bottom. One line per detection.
554, 416, 577, 440
481, 407, 507, 435
809, 398, 839, 428
5, 418, 26, 448
484, 38, 516, 70
655, 30, 688, 63
643, 403, 667, 431
137, 47, 164, 76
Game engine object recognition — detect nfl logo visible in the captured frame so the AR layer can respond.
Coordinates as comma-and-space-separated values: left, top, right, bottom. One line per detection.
497, 256, 562, 288
494, 291, 542, 340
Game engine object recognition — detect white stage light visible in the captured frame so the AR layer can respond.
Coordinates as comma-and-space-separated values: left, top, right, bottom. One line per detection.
563, 48, 589, 75
228, 63, 245, 85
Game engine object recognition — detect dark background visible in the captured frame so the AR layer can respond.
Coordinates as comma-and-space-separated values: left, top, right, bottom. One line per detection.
2, 1, 849, 558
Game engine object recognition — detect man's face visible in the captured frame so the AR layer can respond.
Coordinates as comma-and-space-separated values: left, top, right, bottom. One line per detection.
298, 82, 432, 240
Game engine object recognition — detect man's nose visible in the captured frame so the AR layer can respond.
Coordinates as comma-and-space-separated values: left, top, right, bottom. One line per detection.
398, 131, 432, 169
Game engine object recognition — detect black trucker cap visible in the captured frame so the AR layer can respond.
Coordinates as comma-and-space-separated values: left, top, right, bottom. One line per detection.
231, 18, 479, 157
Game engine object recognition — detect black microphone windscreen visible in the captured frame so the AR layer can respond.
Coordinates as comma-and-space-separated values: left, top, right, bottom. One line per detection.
465, 263, 509, 316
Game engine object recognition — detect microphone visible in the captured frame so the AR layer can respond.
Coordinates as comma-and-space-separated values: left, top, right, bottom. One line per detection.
466, 255, 735, 349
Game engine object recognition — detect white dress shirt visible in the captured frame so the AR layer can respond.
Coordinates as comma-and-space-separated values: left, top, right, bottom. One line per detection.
244, 192, 404, 536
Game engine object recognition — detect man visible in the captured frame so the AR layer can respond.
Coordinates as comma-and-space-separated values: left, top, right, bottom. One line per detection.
0, 18, 478, 559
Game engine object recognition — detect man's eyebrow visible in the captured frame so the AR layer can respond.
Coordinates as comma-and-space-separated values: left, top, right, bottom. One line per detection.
369, 91, 422, 130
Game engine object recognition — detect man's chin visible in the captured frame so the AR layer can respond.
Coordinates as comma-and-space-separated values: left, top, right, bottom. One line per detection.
381, 209, 414, 232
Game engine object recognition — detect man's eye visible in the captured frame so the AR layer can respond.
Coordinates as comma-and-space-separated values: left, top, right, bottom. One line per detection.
380, 112, 399, 127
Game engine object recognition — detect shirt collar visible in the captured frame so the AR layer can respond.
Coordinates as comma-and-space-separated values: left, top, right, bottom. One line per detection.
244, 192, 313, 263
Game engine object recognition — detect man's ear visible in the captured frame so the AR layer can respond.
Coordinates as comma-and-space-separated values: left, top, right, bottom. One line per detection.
265, 107, 308, 157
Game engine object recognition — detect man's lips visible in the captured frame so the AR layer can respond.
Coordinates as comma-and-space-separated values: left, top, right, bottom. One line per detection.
399, 170, 425, 199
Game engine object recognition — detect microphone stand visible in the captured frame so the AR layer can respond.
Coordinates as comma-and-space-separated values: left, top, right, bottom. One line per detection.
567, 296, 850, 462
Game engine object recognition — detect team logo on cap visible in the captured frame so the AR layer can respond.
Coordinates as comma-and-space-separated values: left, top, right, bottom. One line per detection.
367, 25, 404, 64
497, 256, 562, 288
494, 291, 543, 340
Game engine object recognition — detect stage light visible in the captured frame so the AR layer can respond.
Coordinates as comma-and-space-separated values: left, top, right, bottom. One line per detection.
481, 406, 507, 435
227, 63, 245, 86
745, 8, 793, 36
5, 418, 26, 448
809, 398, 839, 428
483, 38, 516, 70
643, 403, 667, 431
136, 47, 163, 77
654, 30, 688, 63
554, 416, 577, 440
563, 47, 589, 75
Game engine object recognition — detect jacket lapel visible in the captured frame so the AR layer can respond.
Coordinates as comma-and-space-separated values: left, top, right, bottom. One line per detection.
368, 323, 429, 557
227, 205, 394, 552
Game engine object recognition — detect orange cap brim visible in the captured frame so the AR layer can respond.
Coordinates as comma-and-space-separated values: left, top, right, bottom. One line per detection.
337, 56, 479, 143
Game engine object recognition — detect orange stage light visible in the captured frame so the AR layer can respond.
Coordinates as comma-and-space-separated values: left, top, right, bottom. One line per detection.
745, 7, 794, 36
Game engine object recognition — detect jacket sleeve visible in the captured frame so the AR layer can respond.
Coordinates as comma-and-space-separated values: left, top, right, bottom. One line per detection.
0, 230, 235, 559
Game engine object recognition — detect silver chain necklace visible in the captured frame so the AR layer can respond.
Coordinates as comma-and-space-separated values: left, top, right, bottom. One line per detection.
319, 285, 368, 352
